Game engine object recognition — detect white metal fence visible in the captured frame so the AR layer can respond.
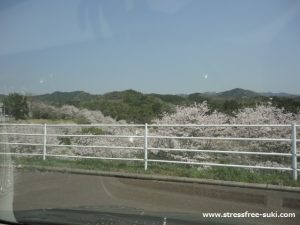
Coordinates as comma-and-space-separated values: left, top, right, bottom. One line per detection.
0, 123, 299, 180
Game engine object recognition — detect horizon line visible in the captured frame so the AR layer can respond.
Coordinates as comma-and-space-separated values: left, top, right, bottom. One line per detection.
0, 87, 299, 96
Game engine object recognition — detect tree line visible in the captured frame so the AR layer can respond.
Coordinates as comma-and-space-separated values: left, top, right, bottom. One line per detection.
2, 91, 300, 123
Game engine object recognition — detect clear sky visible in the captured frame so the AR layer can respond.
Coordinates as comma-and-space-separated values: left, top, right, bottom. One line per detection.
0, 0, 299, 95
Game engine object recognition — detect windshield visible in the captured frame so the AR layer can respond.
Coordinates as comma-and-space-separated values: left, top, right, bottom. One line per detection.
0, 1, 299, 225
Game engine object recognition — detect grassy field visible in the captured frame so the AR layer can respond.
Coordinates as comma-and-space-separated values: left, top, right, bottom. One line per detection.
13, 156, 300, 187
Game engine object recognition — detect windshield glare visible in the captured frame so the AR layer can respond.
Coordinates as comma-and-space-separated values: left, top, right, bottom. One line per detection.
0, 0, 300, 225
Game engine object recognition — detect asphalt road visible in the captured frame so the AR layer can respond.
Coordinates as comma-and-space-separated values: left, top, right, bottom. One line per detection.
12, 170, 300, 225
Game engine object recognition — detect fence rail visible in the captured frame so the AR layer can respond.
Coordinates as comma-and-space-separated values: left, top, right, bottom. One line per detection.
0, 123, 299, 180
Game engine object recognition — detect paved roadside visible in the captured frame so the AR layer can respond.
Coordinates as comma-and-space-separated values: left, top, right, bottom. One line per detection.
13, 170, 300, 225
18, 165, 300, 192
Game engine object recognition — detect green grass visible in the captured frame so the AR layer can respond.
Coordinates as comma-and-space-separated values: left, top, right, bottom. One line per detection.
13, 156, 300, 187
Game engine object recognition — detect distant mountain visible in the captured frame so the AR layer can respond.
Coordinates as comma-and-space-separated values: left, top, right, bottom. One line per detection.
4, 88, 297, 107
103, 89, 143, 100
203, 91, 217, 96
202, 88, 299, 99
1, 88, 299, 123
34, 91, 94, 104
261, 92, 298, 97
1, 88, 298, 101
31, 89, 175, 123
216, 88, 260, 98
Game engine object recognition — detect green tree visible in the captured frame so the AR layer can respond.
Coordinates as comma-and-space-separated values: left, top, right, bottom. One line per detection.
222, 100, 240, 115
3, 93, 29, 120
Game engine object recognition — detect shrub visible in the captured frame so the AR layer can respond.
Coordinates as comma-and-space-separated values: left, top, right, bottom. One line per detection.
81, 127, 105, 135
57, 137, 72, 145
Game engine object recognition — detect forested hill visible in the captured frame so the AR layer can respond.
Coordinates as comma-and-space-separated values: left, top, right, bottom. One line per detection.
20, 88, 298, 123
33, 91, 95, 104
33, 88, 299, 104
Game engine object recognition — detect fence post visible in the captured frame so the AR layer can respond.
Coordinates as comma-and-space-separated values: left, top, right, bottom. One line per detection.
144, 123, 148, 171
43, 123, 47, 160
291, 123, 297, 181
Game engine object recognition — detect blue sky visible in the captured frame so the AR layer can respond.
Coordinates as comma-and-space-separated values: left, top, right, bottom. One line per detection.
0, 0, 299, 95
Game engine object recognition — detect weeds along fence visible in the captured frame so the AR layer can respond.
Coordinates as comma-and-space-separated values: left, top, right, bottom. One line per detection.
0, 123, 299, 180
